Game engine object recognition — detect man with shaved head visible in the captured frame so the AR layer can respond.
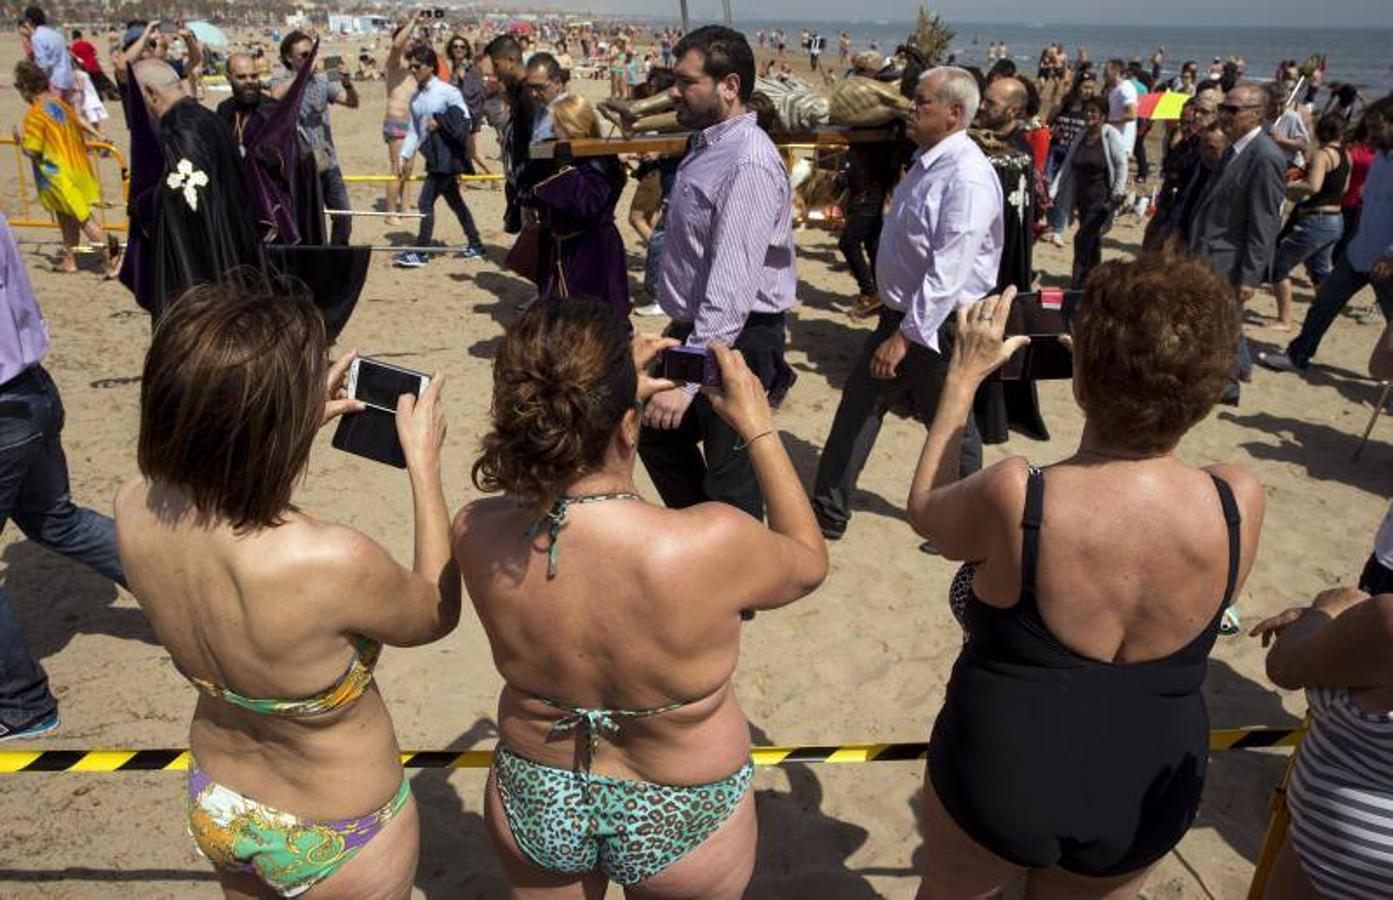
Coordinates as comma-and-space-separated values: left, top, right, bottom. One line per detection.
117, 35, 262, 320
216, 49, 324, 244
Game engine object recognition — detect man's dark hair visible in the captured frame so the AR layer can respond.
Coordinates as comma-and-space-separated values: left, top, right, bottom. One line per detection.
987, 58, 1017, 81
71, 28, 82, 39
407, 45, 438, 71
672, 25, 755, 103
1106, 57, 1126, 72
279, 30, 313, 69
484, 34, 522, 64
21, 6, 45, 27
527, 51, 562, 82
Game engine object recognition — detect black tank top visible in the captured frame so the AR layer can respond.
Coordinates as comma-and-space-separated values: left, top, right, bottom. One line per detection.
1301, 145, 1350, 210
928, 466, 1241, 877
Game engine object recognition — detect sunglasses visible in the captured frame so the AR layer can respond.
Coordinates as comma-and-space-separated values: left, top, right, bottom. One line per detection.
1218, 103, 1260, 113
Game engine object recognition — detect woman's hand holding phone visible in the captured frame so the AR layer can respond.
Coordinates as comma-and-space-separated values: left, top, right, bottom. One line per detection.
631, 333, 679, 401
322, 349, 366, 425
396, 373, 447, 479
703, 343, 773, 443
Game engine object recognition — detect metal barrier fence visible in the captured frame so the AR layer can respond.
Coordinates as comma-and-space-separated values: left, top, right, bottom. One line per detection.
0, 137, 129, 232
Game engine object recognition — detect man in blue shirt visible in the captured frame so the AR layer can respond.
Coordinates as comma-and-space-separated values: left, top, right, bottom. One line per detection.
18, 6, 74, 104
1260, 96, 1393, 373
394, 46, 485, 269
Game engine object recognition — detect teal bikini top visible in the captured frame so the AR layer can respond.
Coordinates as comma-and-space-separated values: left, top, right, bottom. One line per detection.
525, 491, 642, 579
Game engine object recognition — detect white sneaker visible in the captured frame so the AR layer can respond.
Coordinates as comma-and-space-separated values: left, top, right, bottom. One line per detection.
1048, 231, 1064, 247
633, 302, 665, 317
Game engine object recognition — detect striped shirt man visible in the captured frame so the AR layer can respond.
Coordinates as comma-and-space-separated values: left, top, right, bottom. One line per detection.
657, 111, 796, 365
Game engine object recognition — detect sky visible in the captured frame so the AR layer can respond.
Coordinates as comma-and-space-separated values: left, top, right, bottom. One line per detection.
584, 0, 1393, 28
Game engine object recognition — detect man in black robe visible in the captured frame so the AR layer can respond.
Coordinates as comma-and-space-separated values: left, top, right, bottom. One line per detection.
216, 49, 324, 245
118, 53, 264, 320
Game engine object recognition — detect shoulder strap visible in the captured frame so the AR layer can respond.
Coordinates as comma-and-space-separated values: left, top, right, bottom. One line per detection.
1019, 467, 1045, 609
1209, 474, 1242, 607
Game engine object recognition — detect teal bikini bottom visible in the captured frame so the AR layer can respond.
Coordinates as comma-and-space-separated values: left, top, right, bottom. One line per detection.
492, 743, 754, 885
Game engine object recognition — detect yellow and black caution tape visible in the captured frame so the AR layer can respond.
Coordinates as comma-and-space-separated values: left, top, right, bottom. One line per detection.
0, 727, 1305, 774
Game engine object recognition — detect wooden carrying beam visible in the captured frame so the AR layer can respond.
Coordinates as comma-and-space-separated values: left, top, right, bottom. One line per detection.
531, 128, 898, 162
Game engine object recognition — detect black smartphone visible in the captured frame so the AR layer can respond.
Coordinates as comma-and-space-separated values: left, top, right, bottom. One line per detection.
999, 334, 1074, 381
331, 358, 430, 468
324, 55, 344, 73
660, 347, 721, 387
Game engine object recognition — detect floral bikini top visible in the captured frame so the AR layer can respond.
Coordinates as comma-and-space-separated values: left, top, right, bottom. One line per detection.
180, 636, 382, 717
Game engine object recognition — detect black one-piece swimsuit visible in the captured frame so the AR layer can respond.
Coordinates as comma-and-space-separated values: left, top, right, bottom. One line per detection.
928, 466, 1241, 877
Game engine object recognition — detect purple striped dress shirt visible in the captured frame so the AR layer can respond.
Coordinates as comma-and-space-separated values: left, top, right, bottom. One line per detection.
657, 112, 796, 353
0, 214, 50, 385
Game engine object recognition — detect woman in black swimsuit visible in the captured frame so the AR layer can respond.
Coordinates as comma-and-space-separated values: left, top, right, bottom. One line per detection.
905, 255, 1266, 898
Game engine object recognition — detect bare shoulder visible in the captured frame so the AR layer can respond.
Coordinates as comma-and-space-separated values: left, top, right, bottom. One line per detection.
974, 455, 1033, 510
112, 476, 146, 519
453, 495, 517, 544
1201, 463, 1264, 515
641, 501, 754, 568
280, 518, 397, 586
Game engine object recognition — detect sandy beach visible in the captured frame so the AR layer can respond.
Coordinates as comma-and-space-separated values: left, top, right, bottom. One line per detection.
0, 28, 1387, 899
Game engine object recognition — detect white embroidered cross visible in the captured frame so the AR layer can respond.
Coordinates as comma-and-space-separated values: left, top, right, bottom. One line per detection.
1008, 174, 1029, 220
165, 159, 209, 212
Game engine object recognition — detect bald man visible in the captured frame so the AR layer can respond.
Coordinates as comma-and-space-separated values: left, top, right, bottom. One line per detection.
119, 56, 263, 319
216, 50, 324, 244
969, 75, 1052, 447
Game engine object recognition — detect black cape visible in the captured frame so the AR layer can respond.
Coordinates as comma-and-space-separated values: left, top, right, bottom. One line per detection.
119, 91, 265, 320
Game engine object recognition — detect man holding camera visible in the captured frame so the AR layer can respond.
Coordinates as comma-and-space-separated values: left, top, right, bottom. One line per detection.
638, 26, 796, 521
272, 30, 358, 246
811, 67, 1003, 540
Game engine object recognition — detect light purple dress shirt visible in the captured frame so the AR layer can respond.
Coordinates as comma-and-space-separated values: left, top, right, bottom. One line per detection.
0, 214, 51, 385
30, 25, 75, 92
876, 130, 1003, 351
658, 112, 796, 352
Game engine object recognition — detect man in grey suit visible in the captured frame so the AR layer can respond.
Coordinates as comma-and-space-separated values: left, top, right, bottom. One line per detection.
1188, 82, 1288, 403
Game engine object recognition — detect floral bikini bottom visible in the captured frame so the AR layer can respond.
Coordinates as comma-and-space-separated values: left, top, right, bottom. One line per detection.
185, 762, 411, 897
493, 743, 754, 885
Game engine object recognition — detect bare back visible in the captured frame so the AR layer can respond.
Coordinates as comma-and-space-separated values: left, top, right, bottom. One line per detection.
969, 458, 1263, 663
456, 496, 755, 785
114, 478, 405, 819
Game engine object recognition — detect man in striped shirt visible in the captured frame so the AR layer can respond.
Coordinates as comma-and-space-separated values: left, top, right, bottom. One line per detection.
639, 26, 797, 520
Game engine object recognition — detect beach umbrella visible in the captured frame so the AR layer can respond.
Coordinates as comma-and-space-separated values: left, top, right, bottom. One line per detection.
1136, 90, 1190, 121
185, 21, 229, 48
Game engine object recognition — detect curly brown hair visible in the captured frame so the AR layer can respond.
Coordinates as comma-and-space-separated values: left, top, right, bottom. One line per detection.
1073, 252, 1236, 453
472, 301, 637, 506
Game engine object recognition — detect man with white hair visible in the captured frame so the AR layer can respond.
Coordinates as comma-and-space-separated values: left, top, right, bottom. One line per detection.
812, 66, 1004, 540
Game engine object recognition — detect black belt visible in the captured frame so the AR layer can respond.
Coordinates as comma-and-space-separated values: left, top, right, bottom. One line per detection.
0, 365, 45, 395
668, 311, 787, 336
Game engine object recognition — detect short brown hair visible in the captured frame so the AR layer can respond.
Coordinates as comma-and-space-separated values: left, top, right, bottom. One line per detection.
472, 300, 636, 506
1073, 253, 1236, 453
13, 60, 48, 97
138, 282, 327, 531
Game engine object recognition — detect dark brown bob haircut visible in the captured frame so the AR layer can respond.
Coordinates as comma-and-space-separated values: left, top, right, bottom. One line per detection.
13, 60, 49, 97
472, 300, 636, 506
138, 281, 327, 531
1073, 252, 1236, 454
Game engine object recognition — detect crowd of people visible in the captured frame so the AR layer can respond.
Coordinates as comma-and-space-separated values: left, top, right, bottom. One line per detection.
3, 4, 1393, 898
